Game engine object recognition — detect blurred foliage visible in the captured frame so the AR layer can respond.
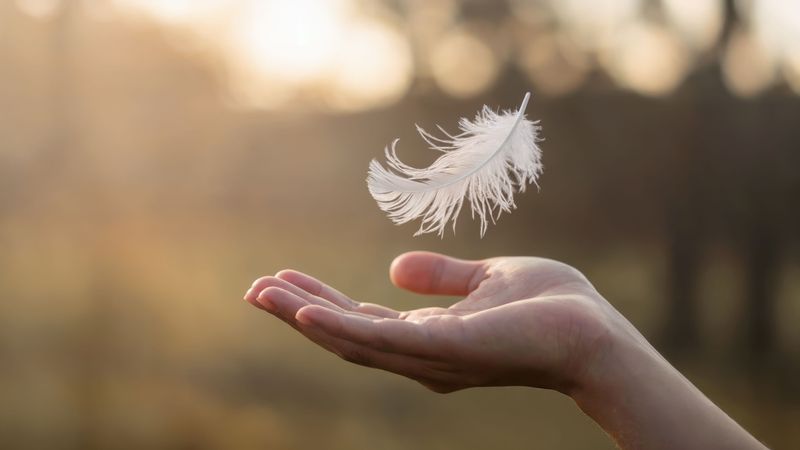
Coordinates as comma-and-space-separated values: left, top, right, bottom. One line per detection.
1, 1, 799, 449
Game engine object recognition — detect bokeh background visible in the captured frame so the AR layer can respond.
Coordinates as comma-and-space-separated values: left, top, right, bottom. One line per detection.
1, 0, 799, 448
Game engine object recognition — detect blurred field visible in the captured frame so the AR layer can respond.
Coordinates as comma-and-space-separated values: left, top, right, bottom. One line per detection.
2, 1, 800, 449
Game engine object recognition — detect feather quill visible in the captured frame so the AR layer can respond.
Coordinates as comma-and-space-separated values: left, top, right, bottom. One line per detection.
367, 92, 542, 237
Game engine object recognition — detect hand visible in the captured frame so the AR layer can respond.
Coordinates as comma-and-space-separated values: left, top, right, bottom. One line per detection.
243, 251, 635, 394
243, 251, 767, 449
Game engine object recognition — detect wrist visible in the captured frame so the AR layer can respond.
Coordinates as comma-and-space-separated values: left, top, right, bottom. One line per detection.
569, 319, 667, 405
567, 326, 680, 448
566, 318, 767, 450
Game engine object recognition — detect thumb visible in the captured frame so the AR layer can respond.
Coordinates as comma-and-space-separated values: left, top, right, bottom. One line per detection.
390, 251, 486, 296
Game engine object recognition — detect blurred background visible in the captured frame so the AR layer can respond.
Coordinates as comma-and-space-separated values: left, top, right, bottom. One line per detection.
1, 0, 799, 448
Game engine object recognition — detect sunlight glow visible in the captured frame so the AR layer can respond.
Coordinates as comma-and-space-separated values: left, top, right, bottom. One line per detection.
430, 29, 498, 98
228, 0, 348, 84
14, 0, 61, 19
602, 22, 689, 97
751, 0, 800, 60
115, 0, 414, 111
731, 0, 799, 96
722, 28, 776, 98
519, 33, 588, 96
108, 0, 800, 105
326, 21, 413, 111
662, 0, 723, 51
552, 0, 641, 50
113, 0, 227, 25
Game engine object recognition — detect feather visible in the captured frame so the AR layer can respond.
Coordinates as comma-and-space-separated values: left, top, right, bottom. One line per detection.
366, 92, 543, 237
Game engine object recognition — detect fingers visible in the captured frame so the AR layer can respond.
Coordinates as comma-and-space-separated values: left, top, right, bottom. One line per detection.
296, 323, 459, 385
390, 251, 487, 296
256, 286, 308, 322
247, 274, 366, 315
276, 270, 400, 319
245, 275, 315, 306
296, 305, 443, 358
250, 286, 462, 387
249, 276, 343, 313
257, 283, 380, 326
274, 270, 357, 310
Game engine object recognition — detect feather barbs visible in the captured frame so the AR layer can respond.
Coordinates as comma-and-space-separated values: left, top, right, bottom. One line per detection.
367, 92, 543, 237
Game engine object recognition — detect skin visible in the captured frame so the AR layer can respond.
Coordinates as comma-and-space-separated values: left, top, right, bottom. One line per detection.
243, 251, 767, 450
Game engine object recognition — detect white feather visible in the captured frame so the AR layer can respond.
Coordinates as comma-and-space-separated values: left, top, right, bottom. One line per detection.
367, 92, 543, 237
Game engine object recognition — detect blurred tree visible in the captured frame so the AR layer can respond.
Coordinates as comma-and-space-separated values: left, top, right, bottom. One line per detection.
661, 0, 799, 360
659, 0, 738, 352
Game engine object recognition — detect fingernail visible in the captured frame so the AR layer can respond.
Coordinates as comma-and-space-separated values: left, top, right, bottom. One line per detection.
296, 312, 312, 326
296, 308, 319, 326
257, 297, 275, 312
246, 284, 261, 298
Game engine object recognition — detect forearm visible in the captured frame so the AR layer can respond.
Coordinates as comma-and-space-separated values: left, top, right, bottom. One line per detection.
570, 331, 767, 450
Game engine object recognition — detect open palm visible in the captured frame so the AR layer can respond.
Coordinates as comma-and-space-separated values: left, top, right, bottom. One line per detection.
244, 251, 626, 394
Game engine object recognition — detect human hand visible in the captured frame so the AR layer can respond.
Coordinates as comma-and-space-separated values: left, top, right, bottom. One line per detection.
243, 251, 639, 394
243, 251, 767, 449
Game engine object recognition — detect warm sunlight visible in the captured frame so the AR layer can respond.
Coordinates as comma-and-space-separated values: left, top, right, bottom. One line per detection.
551, 0, 641, 49
518, 33, 588, 97
14, 0, 61, 19
110, 0, 411, 111
113, 0, 227, 24
325, 20, 413, 111
751, 0, 800, 59
228, 0, 348, 84
602, 21, 689, 96
662, 0, 723, 51
85, 0, 800, 107
742, 0, 800, 95
430, 28, 499, 98
722, 27, 777, 97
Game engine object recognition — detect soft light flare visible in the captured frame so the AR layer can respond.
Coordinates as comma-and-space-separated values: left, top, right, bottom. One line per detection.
602, 22, 689, 96
430, 29, 498, 98
662, 0, 723, 51
326, 21, 413, 111
722, 28, 776, 97
229, 0, 348, 84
